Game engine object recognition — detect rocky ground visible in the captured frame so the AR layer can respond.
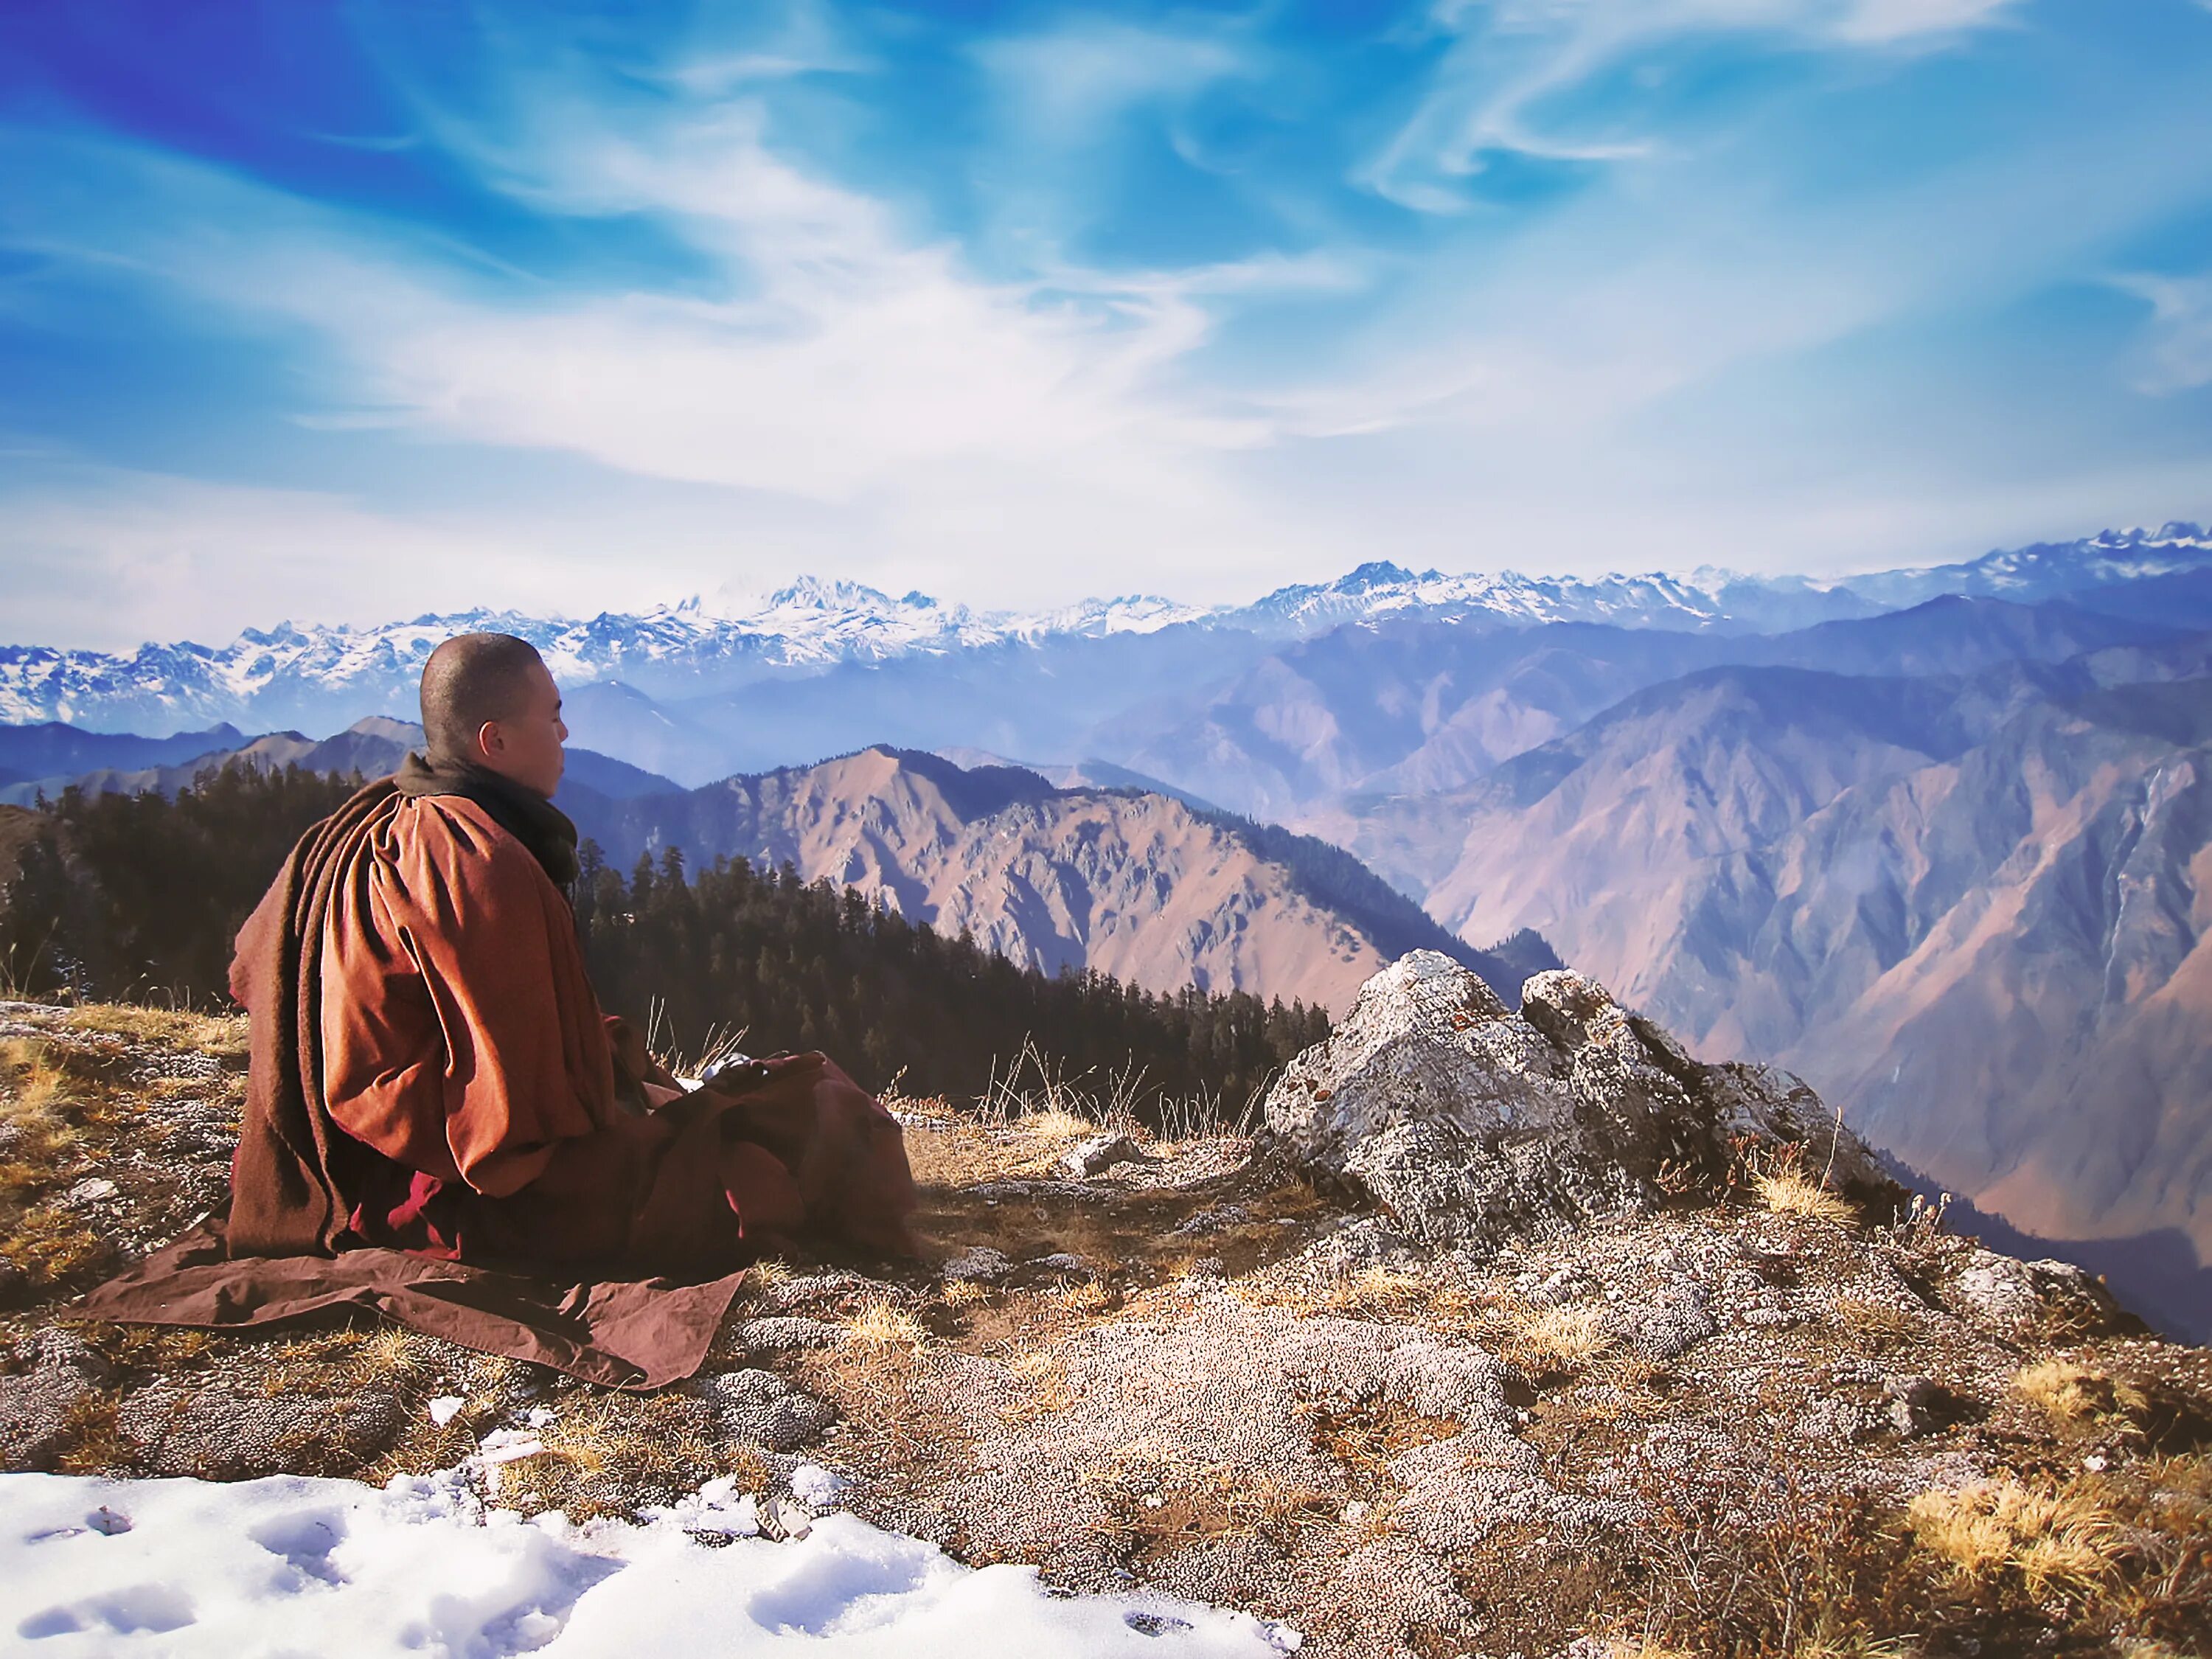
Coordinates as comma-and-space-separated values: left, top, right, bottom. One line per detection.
3, 975, 2209, 1658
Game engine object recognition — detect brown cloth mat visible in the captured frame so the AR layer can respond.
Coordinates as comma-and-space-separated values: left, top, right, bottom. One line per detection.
77, 1217, 746, 1391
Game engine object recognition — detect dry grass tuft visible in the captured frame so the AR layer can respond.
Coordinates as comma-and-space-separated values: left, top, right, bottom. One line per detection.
1, 1037, 79, 1189
1091, 1460, 1337, 1563
2012, 1358, 2150, 1433
254, 1323, 432, 1396
52, 1389, 130, 1475
63, 1004, 248, 1059
1909, 1477, 2127, 1598
846, 1296, 927, 1352
1500, 1301, 1615, 1377
481, 1391, 734, 1523
0, 1037, 111, 1287
1756, 1164, 1858, 1228
1, 1206, 111, 1287
1832, 1295, 1917, 1348
1017, 1106, 1104, 1142
1043, 1278, 1113, 1317
1000, 1347, 1076, 1422
1306, 1397, 1463, 1496
740, 1258, 793, 1295
1315, 1266, 1433, 1320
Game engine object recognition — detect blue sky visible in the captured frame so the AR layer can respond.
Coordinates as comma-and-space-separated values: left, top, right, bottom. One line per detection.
2, 0, 2210, 647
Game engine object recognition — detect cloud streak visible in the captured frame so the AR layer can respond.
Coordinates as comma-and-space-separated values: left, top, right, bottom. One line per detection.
1363, 0, 2028, 210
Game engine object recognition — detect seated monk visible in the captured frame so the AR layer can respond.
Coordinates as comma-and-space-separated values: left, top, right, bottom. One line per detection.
223, 630, 919, 1275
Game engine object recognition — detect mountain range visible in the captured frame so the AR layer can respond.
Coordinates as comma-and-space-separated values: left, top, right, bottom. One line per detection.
7, 524, 2205, 781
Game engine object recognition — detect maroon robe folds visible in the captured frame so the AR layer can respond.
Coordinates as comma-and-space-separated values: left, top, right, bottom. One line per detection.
81, 780, 917, 1388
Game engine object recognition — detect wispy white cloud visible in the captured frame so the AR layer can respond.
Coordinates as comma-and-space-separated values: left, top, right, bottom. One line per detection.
1366, 0, 2028, 210
973, 19, 1262, 147
0, 68, 1340, 628
1, 107, 1281, 498
1833, 0, 2020, 44
2114, 271, 2212, 393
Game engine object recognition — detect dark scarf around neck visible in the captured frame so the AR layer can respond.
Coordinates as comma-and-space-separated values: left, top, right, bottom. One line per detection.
394, 752, 581, 889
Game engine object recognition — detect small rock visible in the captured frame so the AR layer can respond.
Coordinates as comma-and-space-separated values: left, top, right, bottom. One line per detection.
693, 1369, 838, 1453
1951, 1251, 2124, 1333
757, 1495, 813, 1542
1170, 1205, 1249, 1237
1127, 1612, 1196, 1637
941, 1246, 1013, 1283
1619, 1282, 1714, 1361
1062, 1134, 1141, 1179
0, 1330, 114, 1471
1796, 1397, 1877, 1444
63, 1178, 119, 1208
1885, 1374, 1944, 1439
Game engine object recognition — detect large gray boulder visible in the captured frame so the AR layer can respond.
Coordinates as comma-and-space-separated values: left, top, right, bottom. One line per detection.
1262, 952, 1885, 1246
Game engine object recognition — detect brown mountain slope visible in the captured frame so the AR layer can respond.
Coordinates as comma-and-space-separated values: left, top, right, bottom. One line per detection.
1350, 668, 2212, 1329
569, 747, 1524, 1015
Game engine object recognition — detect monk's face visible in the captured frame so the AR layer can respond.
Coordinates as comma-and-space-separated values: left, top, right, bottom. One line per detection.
477, 661, 568, 798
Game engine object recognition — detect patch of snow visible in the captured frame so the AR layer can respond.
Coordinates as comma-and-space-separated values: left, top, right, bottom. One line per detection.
1, 1469, 1295, 1656
788, 1463, 846, 1509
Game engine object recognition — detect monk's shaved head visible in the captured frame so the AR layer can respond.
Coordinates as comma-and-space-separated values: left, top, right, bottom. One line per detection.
420, 633, 550, 767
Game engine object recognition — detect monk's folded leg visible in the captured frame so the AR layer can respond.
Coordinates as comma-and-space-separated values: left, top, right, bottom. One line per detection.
717, 1135, 807, 1255
684, 1054, 919, 1259
786, 1057, 919, 1259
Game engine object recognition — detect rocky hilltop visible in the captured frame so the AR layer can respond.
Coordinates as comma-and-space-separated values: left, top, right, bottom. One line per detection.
3, 961, 2205, 1656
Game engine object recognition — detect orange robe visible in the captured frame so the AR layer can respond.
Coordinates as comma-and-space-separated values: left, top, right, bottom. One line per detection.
226, 785, 915, 1273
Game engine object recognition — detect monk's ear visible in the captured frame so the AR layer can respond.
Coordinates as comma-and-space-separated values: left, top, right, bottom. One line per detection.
475, 720, 504, 762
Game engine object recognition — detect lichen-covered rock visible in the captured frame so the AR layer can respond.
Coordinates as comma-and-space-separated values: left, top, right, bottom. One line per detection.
692, 1368, 838, 1453
1062, 1134, 1141, 1178
1261, 953, 1886, 1247
0, 1329, 113, 1471
1615, 1281, 1717, 1361
116, 1381, 405, 1479
730, 1316, 845, 1353
1950, 1248, 2126, 1334
940, 1246, 1014, 1283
